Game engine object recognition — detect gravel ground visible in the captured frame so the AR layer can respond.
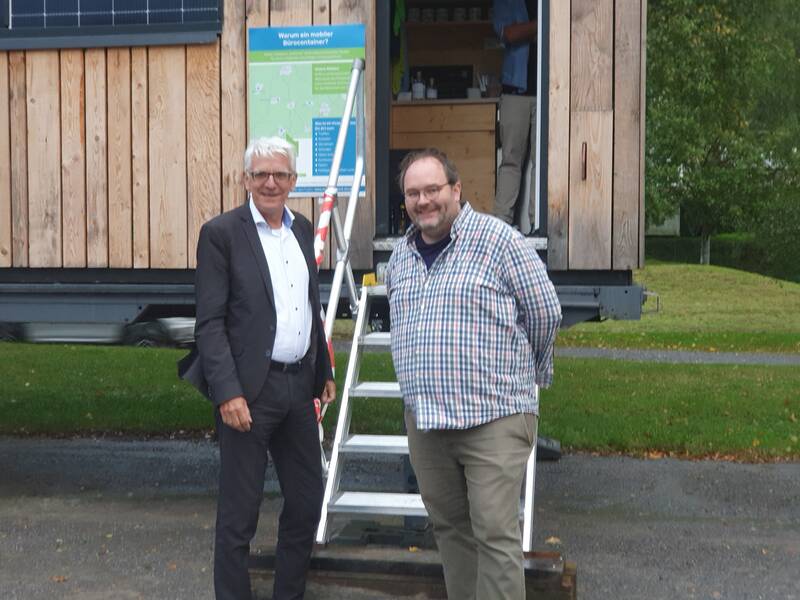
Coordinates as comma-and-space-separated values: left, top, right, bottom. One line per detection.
1, 437, 798, 599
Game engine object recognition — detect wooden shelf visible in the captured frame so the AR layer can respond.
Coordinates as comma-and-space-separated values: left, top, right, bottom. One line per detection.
390, 103, 497, 215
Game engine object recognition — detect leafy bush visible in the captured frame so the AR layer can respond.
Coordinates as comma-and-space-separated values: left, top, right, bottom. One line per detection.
645, 235, 799, 282
750, 195, 800, 283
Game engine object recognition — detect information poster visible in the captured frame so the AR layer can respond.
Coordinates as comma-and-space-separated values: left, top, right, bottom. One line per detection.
248, 24, 365, 196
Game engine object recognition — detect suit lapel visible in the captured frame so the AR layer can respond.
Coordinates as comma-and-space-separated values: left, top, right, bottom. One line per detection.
239, 205, 276, 310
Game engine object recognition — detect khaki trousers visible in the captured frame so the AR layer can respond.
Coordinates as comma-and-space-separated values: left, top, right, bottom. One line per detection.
494, 93, 538, 226
405, 410, 537, 600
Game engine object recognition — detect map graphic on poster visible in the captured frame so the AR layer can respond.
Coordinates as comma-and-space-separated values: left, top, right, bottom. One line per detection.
248, 24, 365, 196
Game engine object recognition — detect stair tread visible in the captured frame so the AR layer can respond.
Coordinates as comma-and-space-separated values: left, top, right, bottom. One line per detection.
360, 331, 390, 346
340, 434, 409, 454
329, 491, 427, 517
366, 285, 387, 297
349, 381, 402, 398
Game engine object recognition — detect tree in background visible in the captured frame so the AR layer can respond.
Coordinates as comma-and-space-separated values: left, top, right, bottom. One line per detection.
646, 0, 800, 264
748, 0, 800, 280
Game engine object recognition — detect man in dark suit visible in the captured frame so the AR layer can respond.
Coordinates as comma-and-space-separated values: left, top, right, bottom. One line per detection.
181, 136, 335, 600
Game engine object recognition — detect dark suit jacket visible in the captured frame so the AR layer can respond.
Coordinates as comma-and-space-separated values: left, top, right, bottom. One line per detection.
178, 203, 332, 406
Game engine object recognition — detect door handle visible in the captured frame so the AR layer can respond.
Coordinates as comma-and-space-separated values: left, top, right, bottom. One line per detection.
581, 142, 587, 181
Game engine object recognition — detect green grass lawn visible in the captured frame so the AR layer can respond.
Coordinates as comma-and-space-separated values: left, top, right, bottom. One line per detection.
1, 343, 214, 435
540, 357, 799, 461
558, 262, 800, 353
2, 343, 797, 461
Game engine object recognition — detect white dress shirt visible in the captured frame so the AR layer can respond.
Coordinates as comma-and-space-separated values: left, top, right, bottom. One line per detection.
249, 199, 312, 363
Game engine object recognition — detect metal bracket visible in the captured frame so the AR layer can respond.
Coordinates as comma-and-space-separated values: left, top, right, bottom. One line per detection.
556, 284, 645, 328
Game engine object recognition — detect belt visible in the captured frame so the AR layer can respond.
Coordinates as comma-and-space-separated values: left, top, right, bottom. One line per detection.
269, 358, 303, 373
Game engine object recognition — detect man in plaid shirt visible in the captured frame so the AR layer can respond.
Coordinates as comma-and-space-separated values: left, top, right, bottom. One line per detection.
386, 148, 561, 600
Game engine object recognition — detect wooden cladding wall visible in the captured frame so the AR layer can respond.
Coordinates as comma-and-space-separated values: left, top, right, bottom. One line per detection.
0, 0, 375, 270
547, 0, 646, 271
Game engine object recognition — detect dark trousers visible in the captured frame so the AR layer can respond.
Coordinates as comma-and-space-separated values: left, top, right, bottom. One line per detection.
213, 360, 323, 600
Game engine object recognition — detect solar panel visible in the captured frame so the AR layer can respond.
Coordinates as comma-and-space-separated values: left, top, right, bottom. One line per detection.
10, 0, 220, 28
1, 0, 223, 49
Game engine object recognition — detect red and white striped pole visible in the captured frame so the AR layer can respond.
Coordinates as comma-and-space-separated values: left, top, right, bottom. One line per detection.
314, 186, 338, 379
314, 189, 337, 267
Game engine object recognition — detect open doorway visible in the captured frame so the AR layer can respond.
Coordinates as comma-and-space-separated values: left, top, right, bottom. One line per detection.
376, 0, 546, 239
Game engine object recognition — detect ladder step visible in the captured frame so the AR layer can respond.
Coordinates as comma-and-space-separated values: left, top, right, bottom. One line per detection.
366, 285, 387, 297
359, 331, 390, 348
329, 491, 427, 517
350, 381, 402, 398
526, 236, 548, 250
340, 434, 409, 455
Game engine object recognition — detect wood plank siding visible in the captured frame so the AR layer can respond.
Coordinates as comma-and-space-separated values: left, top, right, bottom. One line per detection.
149, 46, 188, 268
0, 52, 10, 266
613, 0, 643, 270
546, 0, 571, 270
568, 0, 614, 270
131, 48, 150, 268
2, 0, 644, 273
60, 49, 87, 268
8, 52, 28, 267
221, 0, 247, 215
85, 48, 108, 268
548, 0, 647, 270
187, 43, 223, 270
107, 48, 134, 268
26, 51, 62, 268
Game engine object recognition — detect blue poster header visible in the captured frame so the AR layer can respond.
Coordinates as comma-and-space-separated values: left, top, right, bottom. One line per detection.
249, 24, 365, 52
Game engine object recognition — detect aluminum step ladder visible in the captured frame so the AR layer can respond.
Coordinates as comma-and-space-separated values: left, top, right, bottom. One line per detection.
315, 284, 426, 548
316, 283, 541, 552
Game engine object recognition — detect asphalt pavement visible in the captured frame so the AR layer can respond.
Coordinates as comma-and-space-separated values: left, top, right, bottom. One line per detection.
1, 437, 798, 600
555, 347, 800, 366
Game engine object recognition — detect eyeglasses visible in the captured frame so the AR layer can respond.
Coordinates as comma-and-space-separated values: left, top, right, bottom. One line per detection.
247, 170, 294, 184
403, 182, 451, 202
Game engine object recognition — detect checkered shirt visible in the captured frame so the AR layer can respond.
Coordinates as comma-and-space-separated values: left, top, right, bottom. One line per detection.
386, 203, 562, 430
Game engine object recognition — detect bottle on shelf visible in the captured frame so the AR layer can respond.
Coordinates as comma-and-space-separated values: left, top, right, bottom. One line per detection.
426, 77, 438, 99
411, 71, 426, 100
398, 202, 408, 232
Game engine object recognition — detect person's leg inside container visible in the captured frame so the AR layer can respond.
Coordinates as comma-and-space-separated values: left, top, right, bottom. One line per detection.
495, 94, 534, 225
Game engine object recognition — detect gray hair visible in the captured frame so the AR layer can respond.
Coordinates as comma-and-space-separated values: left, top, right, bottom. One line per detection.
244, 136, 297, 173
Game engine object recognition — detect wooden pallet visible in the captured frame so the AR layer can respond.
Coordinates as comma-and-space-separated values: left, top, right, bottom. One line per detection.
250, 548, 576, 599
